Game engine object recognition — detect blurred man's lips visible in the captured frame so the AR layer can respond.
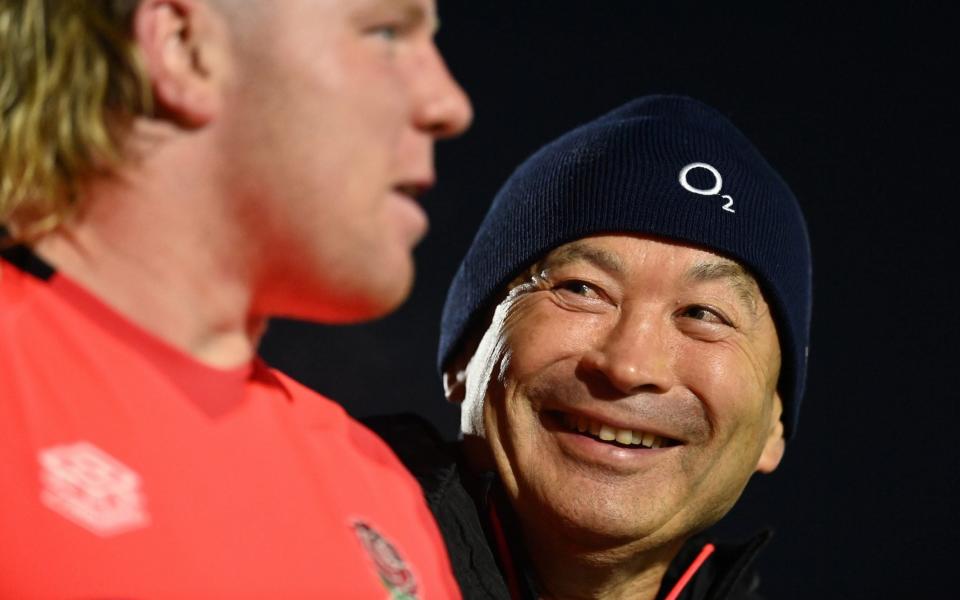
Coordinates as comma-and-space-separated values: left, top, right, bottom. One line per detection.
390, 179, 432, 241
393, 178, 434, 200
393, 184, 419, 199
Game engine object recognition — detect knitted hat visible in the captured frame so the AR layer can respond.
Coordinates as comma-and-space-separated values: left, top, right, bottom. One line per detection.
438, 95, 812, 438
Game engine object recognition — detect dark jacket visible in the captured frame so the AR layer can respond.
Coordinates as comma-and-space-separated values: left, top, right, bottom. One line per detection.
365, 414, 770, 600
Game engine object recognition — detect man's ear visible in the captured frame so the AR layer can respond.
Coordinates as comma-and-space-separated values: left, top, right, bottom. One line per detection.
442, 326, 487, 404
442, 351, 470, 404
133, 0, 229, 127
755, 392, 786, 474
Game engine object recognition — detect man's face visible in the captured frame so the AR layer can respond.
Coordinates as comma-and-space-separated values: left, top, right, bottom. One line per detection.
218, 0, 472, 321
480, 235, 784, 551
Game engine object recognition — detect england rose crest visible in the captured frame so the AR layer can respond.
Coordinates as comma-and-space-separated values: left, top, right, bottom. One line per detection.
353, 521, 419, 599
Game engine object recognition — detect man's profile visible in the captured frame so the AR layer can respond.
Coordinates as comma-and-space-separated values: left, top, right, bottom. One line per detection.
0, 0, 471, 597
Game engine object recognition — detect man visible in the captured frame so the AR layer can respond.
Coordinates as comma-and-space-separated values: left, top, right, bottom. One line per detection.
369, 95, 811, 600
1, 0, 471, 597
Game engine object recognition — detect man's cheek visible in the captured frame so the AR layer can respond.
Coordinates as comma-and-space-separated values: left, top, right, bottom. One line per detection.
509, 310, 602, 369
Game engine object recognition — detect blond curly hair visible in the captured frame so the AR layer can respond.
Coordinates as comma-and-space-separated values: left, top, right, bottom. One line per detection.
0, 0, 152, 242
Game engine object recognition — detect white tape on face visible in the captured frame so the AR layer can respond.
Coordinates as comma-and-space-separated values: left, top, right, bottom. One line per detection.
460, 281, 539, 437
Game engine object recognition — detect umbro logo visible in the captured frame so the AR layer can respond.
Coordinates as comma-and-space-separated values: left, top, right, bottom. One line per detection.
38, 441, 150, 537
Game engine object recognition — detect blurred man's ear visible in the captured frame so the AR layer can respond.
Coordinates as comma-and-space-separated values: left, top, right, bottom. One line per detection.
133, 0, 230, 126
755, 392, 786, 474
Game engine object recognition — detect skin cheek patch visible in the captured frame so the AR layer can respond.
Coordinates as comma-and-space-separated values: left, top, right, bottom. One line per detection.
461, 280, 539, 437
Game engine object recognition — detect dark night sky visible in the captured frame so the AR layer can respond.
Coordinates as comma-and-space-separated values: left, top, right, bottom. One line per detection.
262, 3, 958, 597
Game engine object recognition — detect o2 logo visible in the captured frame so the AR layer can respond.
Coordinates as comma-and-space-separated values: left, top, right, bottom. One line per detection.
678, 162, 735, 213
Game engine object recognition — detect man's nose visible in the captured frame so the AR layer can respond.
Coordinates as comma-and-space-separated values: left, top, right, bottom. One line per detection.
580, 311, 675, 396
413, 44, 473, 139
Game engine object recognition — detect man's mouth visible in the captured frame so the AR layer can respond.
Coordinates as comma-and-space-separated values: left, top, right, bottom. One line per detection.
554, 411, 680, 449
393, 182, 431, 201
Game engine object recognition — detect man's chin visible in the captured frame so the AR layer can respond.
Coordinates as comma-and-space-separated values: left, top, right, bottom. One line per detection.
303, 274, 414, 324
517, 489, 681, 550
277, 249, 416, 321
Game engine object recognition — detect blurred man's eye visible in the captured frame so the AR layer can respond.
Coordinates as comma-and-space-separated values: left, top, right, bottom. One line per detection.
369, 23, 401, 40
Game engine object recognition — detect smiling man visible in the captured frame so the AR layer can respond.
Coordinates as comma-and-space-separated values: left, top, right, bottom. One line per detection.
369, 95, 811, 600
0, 0, 470, 597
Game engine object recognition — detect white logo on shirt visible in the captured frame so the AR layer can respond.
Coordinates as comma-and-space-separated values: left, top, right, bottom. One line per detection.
679, 162, 735, 213
38, 441, 150, 537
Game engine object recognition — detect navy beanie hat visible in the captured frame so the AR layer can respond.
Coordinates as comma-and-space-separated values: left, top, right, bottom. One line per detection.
438, 95, 812, 439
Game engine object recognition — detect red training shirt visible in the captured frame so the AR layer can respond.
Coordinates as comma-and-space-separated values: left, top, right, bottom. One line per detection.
0, 248, 460, 599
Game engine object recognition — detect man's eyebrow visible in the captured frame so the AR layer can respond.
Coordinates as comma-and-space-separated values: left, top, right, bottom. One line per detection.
365, 0, 434, 32
397, 0, 436, 32
539, 243, 625, 277
685, 260, 760, 315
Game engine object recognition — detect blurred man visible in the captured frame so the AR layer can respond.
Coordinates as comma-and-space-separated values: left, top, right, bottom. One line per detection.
0, 0, 471, 597
370, 95, 812, 600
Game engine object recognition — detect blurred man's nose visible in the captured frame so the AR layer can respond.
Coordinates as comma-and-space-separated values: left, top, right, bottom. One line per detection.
414, 45, 473, 139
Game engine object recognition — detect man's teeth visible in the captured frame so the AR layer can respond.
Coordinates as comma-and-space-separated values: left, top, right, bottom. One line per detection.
562, 414, 666, 449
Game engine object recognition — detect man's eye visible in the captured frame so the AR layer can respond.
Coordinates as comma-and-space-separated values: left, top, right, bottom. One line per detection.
370, 25, 400, 40
555, 280, 600, 298
680, 305, 731, 326
368, 19, 413, 42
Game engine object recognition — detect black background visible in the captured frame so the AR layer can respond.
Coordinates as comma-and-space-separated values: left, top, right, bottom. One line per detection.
262, 2, 958, 598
